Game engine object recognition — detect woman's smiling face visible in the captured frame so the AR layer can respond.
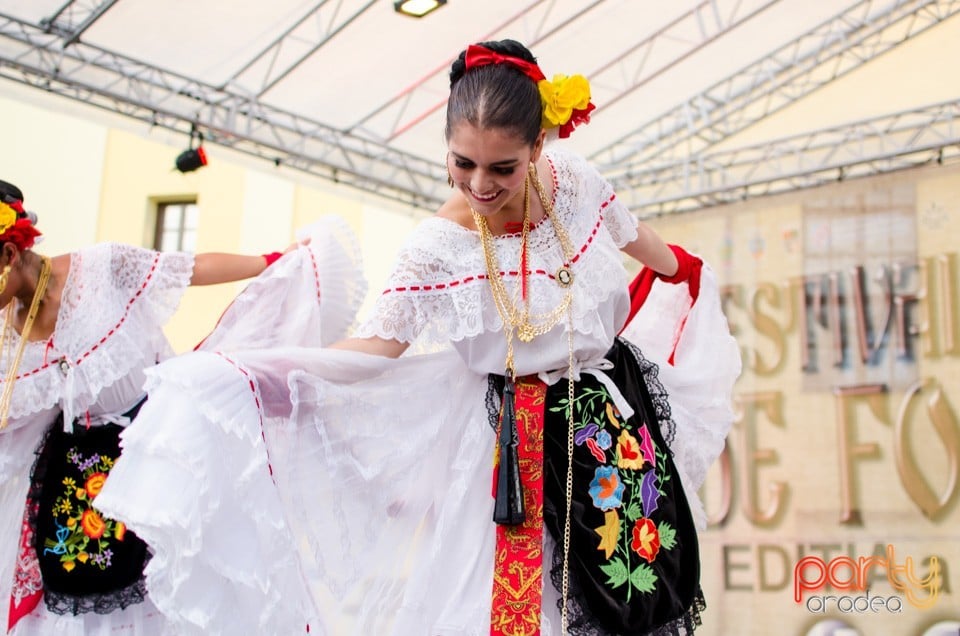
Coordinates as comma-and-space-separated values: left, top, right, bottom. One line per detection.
447, 123, 543, 222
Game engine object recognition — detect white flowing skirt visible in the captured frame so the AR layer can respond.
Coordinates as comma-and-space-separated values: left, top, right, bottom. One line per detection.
95, 225, 740, 635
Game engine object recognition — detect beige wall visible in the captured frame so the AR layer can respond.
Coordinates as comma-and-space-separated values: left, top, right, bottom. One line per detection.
0, 90, 105, 255
648, 162, 960, 636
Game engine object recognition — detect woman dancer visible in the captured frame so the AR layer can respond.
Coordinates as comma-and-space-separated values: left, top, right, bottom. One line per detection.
96, 39, 740, 635
0, 179, 345, 635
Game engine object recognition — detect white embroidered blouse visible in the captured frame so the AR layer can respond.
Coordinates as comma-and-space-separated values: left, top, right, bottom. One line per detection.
355, 147, 639, 376
0, 243, 193, 482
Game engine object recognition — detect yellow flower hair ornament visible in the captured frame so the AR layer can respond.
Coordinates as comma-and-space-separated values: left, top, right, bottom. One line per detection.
538, 73, 596, 139
0, 202, 16, 235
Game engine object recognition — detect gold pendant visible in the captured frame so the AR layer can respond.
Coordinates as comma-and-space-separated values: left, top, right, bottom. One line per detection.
556, 267, 573, 287
518, 324, 536, 343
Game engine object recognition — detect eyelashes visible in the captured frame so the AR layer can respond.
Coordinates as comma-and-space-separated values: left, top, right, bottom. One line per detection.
453, 160, 515, 176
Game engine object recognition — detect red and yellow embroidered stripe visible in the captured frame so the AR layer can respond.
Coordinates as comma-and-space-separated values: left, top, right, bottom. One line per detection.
490, 377, 546, 636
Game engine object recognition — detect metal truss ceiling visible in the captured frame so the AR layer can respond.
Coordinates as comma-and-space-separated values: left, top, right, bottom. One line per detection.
0, 0, 958, 216
617, 100, 960, 215
0, 3, 447, 208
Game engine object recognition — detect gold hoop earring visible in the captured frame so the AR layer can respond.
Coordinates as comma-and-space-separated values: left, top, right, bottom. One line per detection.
447, 168, 454, 188
0, 265, 10, 295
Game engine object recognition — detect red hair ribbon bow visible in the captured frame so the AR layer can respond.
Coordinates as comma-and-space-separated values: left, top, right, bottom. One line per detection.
465, 45, 546, 82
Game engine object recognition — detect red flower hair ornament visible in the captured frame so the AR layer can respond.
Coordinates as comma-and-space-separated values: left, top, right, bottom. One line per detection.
0, 201, 41, 251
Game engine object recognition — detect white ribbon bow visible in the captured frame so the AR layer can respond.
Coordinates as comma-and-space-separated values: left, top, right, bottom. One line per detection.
538, 355, 635, 421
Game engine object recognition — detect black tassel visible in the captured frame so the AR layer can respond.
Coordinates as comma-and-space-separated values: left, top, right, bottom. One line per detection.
493, 376, 525, 525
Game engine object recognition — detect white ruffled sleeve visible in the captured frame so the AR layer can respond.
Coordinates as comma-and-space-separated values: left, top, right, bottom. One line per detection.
107, 243, 195, 328
554, 148, 638, 247
353, 219, 480, 346
602, 192, 639, 248
195, 217, 367, 351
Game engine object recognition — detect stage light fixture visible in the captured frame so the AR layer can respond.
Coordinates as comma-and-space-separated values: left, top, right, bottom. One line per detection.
175, 146, 207, 173
175, 125, 208, 173
394, 0, 446, 18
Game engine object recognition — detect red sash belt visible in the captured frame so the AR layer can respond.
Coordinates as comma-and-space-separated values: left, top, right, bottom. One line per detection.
490, 377, 546, 636
9, 499, 42, 631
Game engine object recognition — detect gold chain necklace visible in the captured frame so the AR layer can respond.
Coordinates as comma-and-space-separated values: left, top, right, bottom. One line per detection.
562, 309, 575, 633
471, 163, 578, 632
472, 163, 575, 374
0, 255, 53, 430
529, 168, 576, 290
539, 181, 577, 631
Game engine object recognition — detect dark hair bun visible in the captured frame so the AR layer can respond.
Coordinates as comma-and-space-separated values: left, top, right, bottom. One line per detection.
0, 179, 24, 204
0, 179, 38, 226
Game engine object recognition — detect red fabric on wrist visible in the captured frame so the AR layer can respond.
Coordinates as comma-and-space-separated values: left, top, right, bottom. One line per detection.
659, 244, 701, 289
620, 244, 704, 365
262, 251, 283, 267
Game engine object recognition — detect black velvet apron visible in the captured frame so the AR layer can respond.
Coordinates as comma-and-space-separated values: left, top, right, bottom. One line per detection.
28, 399, 150, 615
489, 338, 703, 635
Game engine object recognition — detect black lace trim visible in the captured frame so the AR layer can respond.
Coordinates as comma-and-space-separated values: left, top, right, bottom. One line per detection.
620, 337, 675, 446
549, 545, 705, 636
43, 577, 149, 616
26, 413, 150, 617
